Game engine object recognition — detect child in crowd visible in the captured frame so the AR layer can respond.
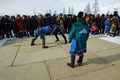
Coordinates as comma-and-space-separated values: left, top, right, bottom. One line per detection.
110, 23, 117, 37
104, 16, 110, 35
91, 22, 99, 35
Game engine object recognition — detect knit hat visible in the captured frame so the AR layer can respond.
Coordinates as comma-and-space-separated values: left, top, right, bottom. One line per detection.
77, 11, 86, 18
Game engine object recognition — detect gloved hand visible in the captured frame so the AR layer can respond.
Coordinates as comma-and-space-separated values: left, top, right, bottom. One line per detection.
68, 40, 72, 43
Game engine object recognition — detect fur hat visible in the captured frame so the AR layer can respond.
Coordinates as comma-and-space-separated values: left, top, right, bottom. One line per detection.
77, 11, 86, 18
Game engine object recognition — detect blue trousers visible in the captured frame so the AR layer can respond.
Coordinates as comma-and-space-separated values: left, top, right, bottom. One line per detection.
33, 29, 45, 43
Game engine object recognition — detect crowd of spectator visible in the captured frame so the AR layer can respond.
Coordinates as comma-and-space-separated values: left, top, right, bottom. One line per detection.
0, 11, 120, 40
90, 11, 120, 37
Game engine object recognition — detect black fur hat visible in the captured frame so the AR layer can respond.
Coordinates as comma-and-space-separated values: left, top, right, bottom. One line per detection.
77, 11, 86, 18
77, 11, 88, 24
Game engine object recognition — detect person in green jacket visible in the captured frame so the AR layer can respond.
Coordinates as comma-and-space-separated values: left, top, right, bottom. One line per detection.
67, 11, 91, 68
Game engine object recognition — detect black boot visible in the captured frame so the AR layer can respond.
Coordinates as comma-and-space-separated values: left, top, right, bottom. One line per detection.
67, 55, 75, 68
55, 39, 59, 42
64, 37, 67, 44
31, 39, 35, 46
64, 40, 67, 44
77, 54, 84, 66
63, 36, 67, 44
55, 35, 59, 42
42, 42, 48, 48
60, 32, 67, 44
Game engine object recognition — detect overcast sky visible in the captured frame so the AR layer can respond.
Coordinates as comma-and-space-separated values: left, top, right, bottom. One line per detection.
0, 0, 120, 16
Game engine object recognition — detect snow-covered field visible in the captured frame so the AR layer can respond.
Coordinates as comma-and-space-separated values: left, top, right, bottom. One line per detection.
99, 36, 120, 45
0, 38, 16, 46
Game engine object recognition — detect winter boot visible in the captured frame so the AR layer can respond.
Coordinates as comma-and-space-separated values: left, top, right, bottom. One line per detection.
77, 54, 84, 66
31, 39, 35, 46
60, 32, 67, 44
67, 55, 75, 68
42, 42, 48, 48
55, 35, 60, 42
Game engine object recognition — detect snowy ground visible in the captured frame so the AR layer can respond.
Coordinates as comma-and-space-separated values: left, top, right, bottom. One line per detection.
0, 38, 16, 46
99, 36, 120, 45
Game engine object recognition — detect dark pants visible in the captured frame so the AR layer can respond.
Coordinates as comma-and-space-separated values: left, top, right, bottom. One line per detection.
54, 29, 67, 43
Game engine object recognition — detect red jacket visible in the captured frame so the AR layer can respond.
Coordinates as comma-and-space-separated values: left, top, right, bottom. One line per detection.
16, 18, 24, 32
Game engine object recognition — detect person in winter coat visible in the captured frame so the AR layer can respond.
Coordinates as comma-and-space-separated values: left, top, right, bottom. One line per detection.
104, 16, 111, 35
16, 14, 25, 38
67, 11, 91, 68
